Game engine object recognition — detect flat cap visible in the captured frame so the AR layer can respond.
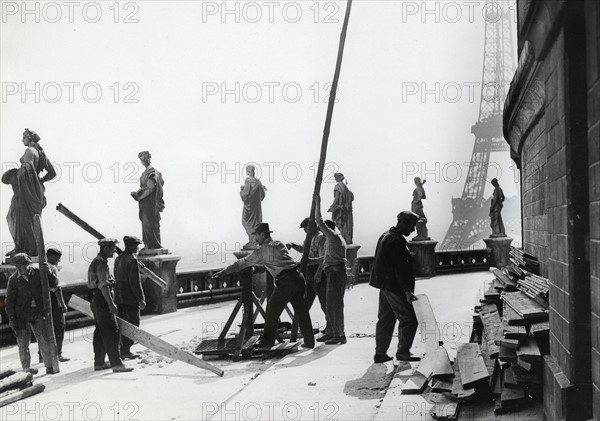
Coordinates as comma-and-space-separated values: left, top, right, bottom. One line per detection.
397, 211, 420, 222
46, 247, 62, 257
123, 235, 142, 244
299, 217, 310, 229
12, 253, 32, 265
98, 238, 118, 246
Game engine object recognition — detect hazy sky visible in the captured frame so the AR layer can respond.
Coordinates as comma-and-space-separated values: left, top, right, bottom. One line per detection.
1, 0, 520, 278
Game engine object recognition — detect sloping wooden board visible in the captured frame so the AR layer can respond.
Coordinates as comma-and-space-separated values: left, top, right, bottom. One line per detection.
417, 346, 453, 377
495, 338, 520, 349
503, 302, 526, 326
503, 320, 527, 339
401, 371, 432, 394
451, 362, 475, 399
414, 294, 441, 349
503, 291, 549, 319
456, 343, 489, 388
69, 295, 223, 376
517, 337, 542, 361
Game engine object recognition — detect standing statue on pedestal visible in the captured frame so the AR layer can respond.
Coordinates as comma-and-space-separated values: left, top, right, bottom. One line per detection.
240, 165, 266, 247
130, 151, 165, 250
327, 172, 354, 244
489, 178, 506, 237
411, 177, 429, 240
2, 129, 56, 257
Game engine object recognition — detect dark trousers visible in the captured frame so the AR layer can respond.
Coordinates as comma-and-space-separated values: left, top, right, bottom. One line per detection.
40, 307, 65, 359
375, 289, 418, 358
91, 291, 122, 367
117, 304, 140, 354
305, 265, 328, 332
14, 318, 53, 370
264, 270, 314, 347
325, 264, 347, 337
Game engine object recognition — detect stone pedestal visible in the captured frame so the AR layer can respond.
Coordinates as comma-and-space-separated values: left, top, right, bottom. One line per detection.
407, 240, 437, 277
346, 245, 361, 287
483, 237, 513, 269
138, 252, 181, 314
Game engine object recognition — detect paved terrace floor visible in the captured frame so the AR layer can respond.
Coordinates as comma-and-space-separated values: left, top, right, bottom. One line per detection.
0, 272, 542, 421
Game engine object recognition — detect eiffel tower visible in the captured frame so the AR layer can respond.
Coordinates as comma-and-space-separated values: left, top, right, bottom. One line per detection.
441, 0, 518, 251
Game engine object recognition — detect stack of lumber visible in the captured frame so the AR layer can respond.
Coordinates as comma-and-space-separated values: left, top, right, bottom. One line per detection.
466, 251, 551, 414
0, 369, 45, 407
509, 248, 540, 274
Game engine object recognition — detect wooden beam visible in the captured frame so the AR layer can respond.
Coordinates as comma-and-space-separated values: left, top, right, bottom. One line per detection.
414, 294, 441, 349
68, 295, 223, 376
0, 372, 33, 394
0, 383, 45, 408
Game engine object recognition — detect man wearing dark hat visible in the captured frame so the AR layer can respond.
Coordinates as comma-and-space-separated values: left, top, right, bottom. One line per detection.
88, 239, 133, 372
213, 223, 315, 349
5, 253, 58, 374
45, 247, 69, 362
114, 236, 146, 359
370, 211, 421, 363
286, 217, 327, 329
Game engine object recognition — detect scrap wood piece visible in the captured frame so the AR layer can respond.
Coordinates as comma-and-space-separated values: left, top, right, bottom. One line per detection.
431, 377, 454, 393
492, 360, 502, 396
503, 302, 526, 326
414, 294, 441, 349
517, 337, 542, 361
481, 310, 503, 358
0, 383, 45, 408
511, 364, 542, 388
503, 291, 549, 320
417, 346, 453, 377
495, 338, 520, 349
499, 345, 517, 363
456, 343, 489, 388
503, 320, 527, 339
429, 393, 460, 420
492, 268, 517, 288
451, 363, 475, 400
516, 358, 532, 371
0, 370, 16, 381
69, 295, 224, 376
502, 366, 522, 389
401, 371, 432, 394
0, 372, 33, 394
530, 321, 550, 336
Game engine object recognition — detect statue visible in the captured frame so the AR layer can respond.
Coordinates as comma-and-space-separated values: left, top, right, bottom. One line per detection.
240, 165, 266, 247
130, 151, 165, 250
489, 178, 506, 237
2, 129, 56, 257
411, 177, 429, 240
327, 172, 354, 244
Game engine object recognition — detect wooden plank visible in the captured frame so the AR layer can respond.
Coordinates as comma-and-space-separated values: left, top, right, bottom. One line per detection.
0, 370, 16, 381
0, 372, 32, 394
414, 294, 441, 349
495, 338, 520, 349
492, 360, 502, 396
481, 310, 503, 358
429, 393, 460, 420
503, 302, 526, 326
456, 343, 489, 388
416, 346, 453, 377
516, 358, 532, 371
451, 363, 475, 399
517, 337, 542, 361
492, 268, 517, 288
0, 383, 45, 408
503, 320, 527, 339
431, 377, 454, 393
503, 366, 522, 389
69, 295, 224, 376
499, 345, 517, 363
400, 371, 432, 394
530, 321, 550, 336
503, 291, 549, 319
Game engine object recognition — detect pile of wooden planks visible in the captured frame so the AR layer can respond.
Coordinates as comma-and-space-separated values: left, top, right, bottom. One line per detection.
509, 248, 540, 274
468, 250, 551, 414
0, 369, 45, 407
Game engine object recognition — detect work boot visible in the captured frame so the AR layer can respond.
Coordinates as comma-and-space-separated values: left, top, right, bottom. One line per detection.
395, 353, 421, 362
25, 367, 39, 375
317, 334, 332, 342
58, 355, 70, 362
46, 367, 59, 375
112, 364, 134, 373
94, 362, 111, 371
373, 354, 393, 364
324, 336, 347, 345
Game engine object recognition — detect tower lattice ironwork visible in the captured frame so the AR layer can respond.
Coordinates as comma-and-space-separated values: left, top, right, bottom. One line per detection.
441, 0, 518, 251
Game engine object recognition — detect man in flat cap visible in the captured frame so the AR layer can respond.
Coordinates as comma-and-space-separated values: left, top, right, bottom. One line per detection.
5, 253, 58, 374
114, 236, 146, 359
370, 211, 421, 363
45, 247, 69, 362
87, 239, 133, 372
213, 223, 314, 349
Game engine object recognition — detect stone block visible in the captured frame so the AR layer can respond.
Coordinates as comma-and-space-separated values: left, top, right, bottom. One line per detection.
139, 254, 181, 315
407, 240, 436, 277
